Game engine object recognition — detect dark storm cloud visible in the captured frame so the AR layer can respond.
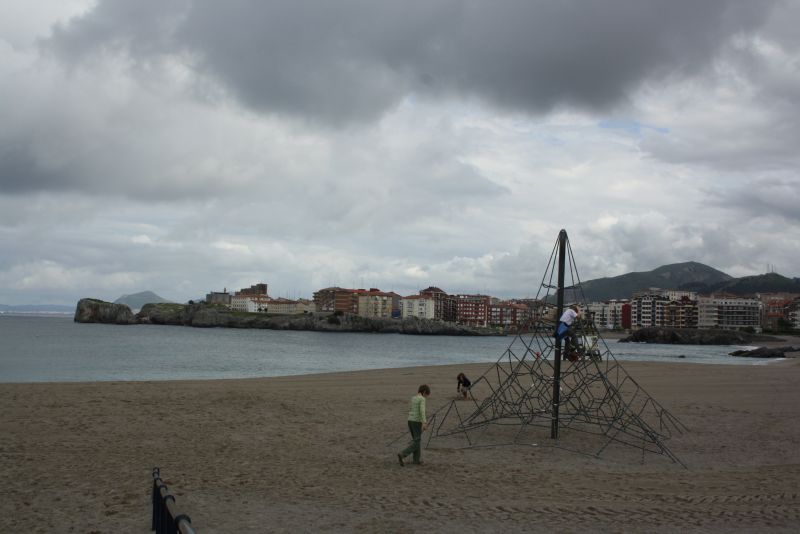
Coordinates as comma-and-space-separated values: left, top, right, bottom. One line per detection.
0, 143, 60, 194
0, 132, 228, 200
45, 0, 772, 124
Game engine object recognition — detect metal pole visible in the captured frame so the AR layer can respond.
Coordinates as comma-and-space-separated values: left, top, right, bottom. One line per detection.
551, 229, 567, 439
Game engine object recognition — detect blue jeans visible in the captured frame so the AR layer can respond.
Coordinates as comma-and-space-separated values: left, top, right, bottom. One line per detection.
556, 322, 576, 350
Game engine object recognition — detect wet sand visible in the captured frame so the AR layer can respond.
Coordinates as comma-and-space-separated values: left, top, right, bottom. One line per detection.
2, 354, 800, 533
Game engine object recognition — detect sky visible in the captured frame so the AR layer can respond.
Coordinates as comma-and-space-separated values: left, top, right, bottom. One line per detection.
1, 0, 799, 306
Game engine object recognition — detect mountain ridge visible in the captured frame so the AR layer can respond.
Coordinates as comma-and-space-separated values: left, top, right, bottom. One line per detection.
677, 272, 800, 296
577, 261, 733, 302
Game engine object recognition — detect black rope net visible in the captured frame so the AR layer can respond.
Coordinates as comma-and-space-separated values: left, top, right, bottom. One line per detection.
422, 230, 688, 465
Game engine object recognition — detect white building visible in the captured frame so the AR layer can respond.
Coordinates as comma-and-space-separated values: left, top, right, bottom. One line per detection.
631, 295, 666, 328
357, 291, 400, 319
230, 295, 271, 313
586, 302, 610, 328
401, 295, 436, 320
697, 295, 761, 331
586, 300, 628, 330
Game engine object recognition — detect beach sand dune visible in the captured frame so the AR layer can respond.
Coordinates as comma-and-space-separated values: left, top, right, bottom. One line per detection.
2, 358, 800, 533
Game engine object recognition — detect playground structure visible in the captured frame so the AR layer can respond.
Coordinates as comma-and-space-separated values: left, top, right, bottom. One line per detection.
421, 230, 687, 465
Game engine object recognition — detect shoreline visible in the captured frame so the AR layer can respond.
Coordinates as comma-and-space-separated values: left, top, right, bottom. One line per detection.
2, 345, 795, 387
3, 359, 800, 532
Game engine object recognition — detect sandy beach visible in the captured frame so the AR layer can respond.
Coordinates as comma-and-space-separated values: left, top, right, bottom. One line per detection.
2, 348, 800, 533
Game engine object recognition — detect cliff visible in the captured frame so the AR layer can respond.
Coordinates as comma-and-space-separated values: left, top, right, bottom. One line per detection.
74, 298, 137, 325
75, 299, 501, 336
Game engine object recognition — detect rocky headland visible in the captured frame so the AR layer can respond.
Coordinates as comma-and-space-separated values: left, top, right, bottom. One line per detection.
74, 299, 501, 336
73, 298, 137, 325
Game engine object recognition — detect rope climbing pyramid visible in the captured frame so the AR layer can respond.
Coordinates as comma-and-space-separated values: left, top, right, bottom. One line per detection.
425, 229, 688, 465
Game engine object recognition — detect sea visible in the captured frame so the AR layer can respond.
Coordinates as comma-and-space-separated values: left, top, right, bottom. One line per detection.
0, 314, 771, 384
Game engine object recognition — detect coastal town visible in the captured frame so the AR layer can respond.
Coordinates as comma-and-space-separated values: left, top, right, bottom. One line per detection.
205, 282, 800, 334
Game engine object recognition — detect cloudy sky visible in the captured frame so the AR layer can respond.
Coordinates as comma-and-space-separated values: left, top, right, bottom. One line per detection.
1, 0, 799, 305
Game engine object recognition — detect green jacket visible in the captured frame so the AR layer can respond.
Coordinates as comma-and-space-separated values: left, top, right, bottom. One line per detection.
407, 394, 427, 423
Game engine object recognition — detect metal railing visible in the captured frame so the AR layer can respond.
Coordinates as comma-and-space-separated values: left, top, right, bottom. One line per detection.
151, 467, 197, 534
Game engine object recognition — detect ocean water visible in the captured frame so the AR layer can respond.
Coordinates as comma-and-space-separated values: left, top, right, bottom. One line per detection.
0, 315, 769, 383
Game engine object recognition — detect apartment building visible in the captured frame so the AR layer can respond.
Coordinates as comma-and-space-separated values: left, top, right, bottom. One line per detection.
401, 295, 436, 320
312, 287, 339, 312
759, 293, 800, 331
630, 289, 698, 329
313, 287, 362, 314
585, 299, 629, 330
357, 290, 401, 319
455, 294, 491, 327
508, 299, 550, 323
697, 294, 761, 331
789, 299, 800, 329
419, 286, 457, 322
662, 296, 698, 328
488, 301, 530, 329
630, 294, 666, 328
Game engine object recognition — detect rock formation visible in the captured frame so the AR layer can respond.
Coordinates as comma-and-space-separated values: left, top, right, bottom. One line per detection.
619, 327, 778, 345
74, 298, 136, 325
729, 346, 798, 358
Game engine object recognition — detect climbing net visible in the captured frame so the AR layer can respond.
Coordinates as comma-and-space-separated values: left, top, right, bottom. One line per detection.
424, 231, 687, 465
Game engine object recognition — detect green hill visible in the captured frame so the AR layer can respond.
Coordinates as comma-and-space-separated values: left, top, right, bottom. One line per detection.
680, 272, 800, 295
114, 291, 172, 310
578, 262, 733, 301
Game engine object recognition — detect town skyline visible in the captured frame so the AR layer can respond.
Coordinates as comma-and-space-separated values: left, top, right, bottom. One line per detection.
2, 257, 797, 308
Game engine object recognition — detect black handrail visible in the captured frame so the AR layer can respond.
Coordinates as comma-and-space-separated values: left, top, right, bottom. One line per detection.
151, 467, 197, 534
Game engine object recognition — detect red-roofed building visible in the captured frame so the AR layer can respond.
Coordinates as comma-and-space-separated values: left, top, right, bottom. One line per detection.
313, 287, 365, 314
455, 294, 491, 327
